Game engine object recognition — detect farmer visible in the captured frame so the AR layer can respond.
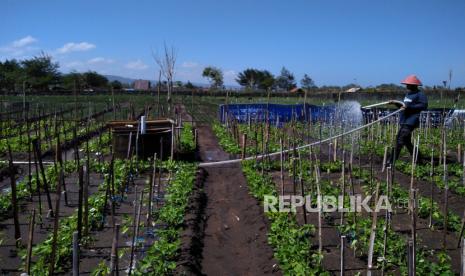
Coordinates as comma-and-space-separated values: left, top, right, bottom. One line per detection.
389, 75, 428, 164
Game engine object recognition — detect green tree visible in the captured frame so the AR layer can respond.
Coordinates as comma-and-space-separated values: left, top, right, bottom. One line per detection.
236, 69, 275, 91
300, 74, 316, 91
21, 54, 60, 91
257, 70, 275, 91
202, 66, 223, 89
236, 68, 260, 89
275, 67, 296, 91
0, 59, 23, 91
110, 80, 123, 90
185, 81, 196, 89
61, 71, 85, 90
83, 71, 108, 88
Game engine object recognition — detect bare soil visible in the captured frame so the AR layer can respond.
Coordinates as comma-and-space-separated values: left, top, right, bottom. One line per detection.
196, 125, 280, 275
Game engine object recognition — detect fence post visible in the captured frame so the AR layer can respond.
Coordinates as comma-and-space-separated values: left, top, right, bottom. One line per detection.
110, 224, 120, 275
72, 231, 79, 276
340, 235, 346, 276
408, 239, 415, 276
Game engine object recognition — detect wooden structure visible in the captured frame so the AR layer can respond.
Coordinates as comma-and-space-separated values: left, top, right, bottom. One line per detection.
108, 119, 174, 159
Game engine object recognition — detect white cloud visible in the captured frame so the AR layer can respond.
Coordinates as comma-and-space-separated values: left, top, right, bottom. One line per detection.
64, 61, 84, 68
0, 35, 39, 57
57, 42, 96, 54
12, 36, 38, 48
181, 61, 199, 68
125, 60, 149, 70
87, 57, 114, 64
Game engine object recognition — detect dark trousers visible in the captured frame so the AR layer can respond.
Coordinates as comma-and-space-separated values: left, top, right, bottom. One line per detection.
391, 125, 416, 163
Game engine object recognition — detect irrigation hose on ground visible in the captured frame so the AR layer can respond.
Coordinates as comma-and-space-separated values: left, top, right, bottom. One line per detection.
198, 100, 404, 168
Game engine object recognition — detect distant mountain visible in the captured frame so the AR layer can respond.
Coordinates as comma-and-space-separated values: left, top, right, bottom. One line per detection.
104, 75, 138, 85
104, 74, 239, 89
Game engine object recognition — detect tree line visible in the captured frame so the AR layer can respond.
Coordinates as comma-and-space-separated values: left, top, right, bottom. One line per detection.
0, 54, 122, 92
203, 66, 317, 92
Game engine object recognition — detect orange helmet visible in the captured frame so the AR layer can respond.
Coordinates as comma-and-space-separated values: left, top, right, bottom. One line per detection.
401, 75, 422, 86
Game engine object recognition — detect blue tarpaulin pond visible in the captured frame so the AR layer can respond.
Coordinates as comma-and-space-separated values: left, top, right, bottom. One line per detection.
218, 103, 360, 125
218, 103, 462, 127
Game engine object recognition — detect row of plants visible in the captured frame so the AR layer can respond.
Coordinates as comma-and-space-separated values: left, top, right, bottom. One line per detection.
242, 160, 328, 275
134, 162, 196, 275
0, 119, 106, 153
23, 158, 130, 275
179, 122, 196, 154
340, 166, 455, 274
0, 160, 78, 219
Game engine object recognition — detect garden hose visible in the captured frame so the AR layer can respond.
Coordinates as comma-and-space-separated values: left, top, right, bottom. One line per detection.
199, 102, 404, 167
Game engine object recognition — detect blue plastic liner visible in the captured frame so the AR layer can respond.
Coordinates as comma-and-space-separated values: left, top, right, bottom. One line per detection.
219, 103, 337, 125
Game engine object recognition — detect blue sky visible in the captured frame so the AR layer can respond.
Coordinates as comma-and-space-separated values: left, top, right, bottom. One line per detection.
1, 0, 465, 87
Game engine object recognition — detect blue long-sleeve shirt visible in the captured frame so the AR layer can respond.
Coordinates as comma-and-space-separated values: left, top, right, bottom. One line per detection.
399, 90, 428, 127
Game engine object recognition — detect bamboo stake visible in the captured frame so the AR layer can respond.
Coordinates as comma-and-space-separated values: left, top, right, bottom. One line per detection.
280, 138, 284, 196
25, 209, 35, 274
33, 139, 54, 217
314, 164, 322, 256
128, 190, 143, 275
48, 167, 63, 276
241, 133, 247, 160
72, 231, 79, 276
298, 151, 307, 225
410, 189, 417, 273
460, 239, 465, 276
77, 165, 84, 240
340, 235, 346, 276
110, 224, 120, 275
340, 150, 346, 226
147, 153, 157, 227
83, 165, 89, 237
428, 148, 435, 228
367, 179, 381, 275
407, 239, 415, 276
33, 143, 43, 224
7, 141, 21, 246
458, 210, 465, 248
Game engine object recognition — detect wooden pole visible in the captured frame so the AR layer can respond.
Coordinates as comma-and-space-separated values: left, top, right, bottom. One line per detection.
25, 209, 36, 274
7, 142, 21, 246
429, 149, 435, 228
410, 189, 417, 271
83, 165, 89, 237
443, 164, 449, 251
408, 239, 415, 276
147, 153, 157, 227
77, 166, 84, 240
33, 139, 54, 217
128, 190, 142, 275
340, 235, 346, 276
367, 179, 381, 275
48, 169, 63, 276
462, 238, 465, 276
110, 224, 120, 275
459, 210, 465, 248
33, 144, 43, 224
241, 133, 247, 160
280, 138, 284, 196
72, 231, 79, 276
314, 165, 322, 256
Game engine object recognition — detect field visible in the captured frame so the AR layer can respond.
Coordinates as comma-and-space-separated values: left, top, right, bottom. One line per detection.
0, 91, 464, 275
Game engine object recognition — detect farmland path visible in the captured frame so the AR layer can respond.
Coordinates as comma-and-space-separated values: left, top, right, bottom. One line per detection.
196, 125, 280, 275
